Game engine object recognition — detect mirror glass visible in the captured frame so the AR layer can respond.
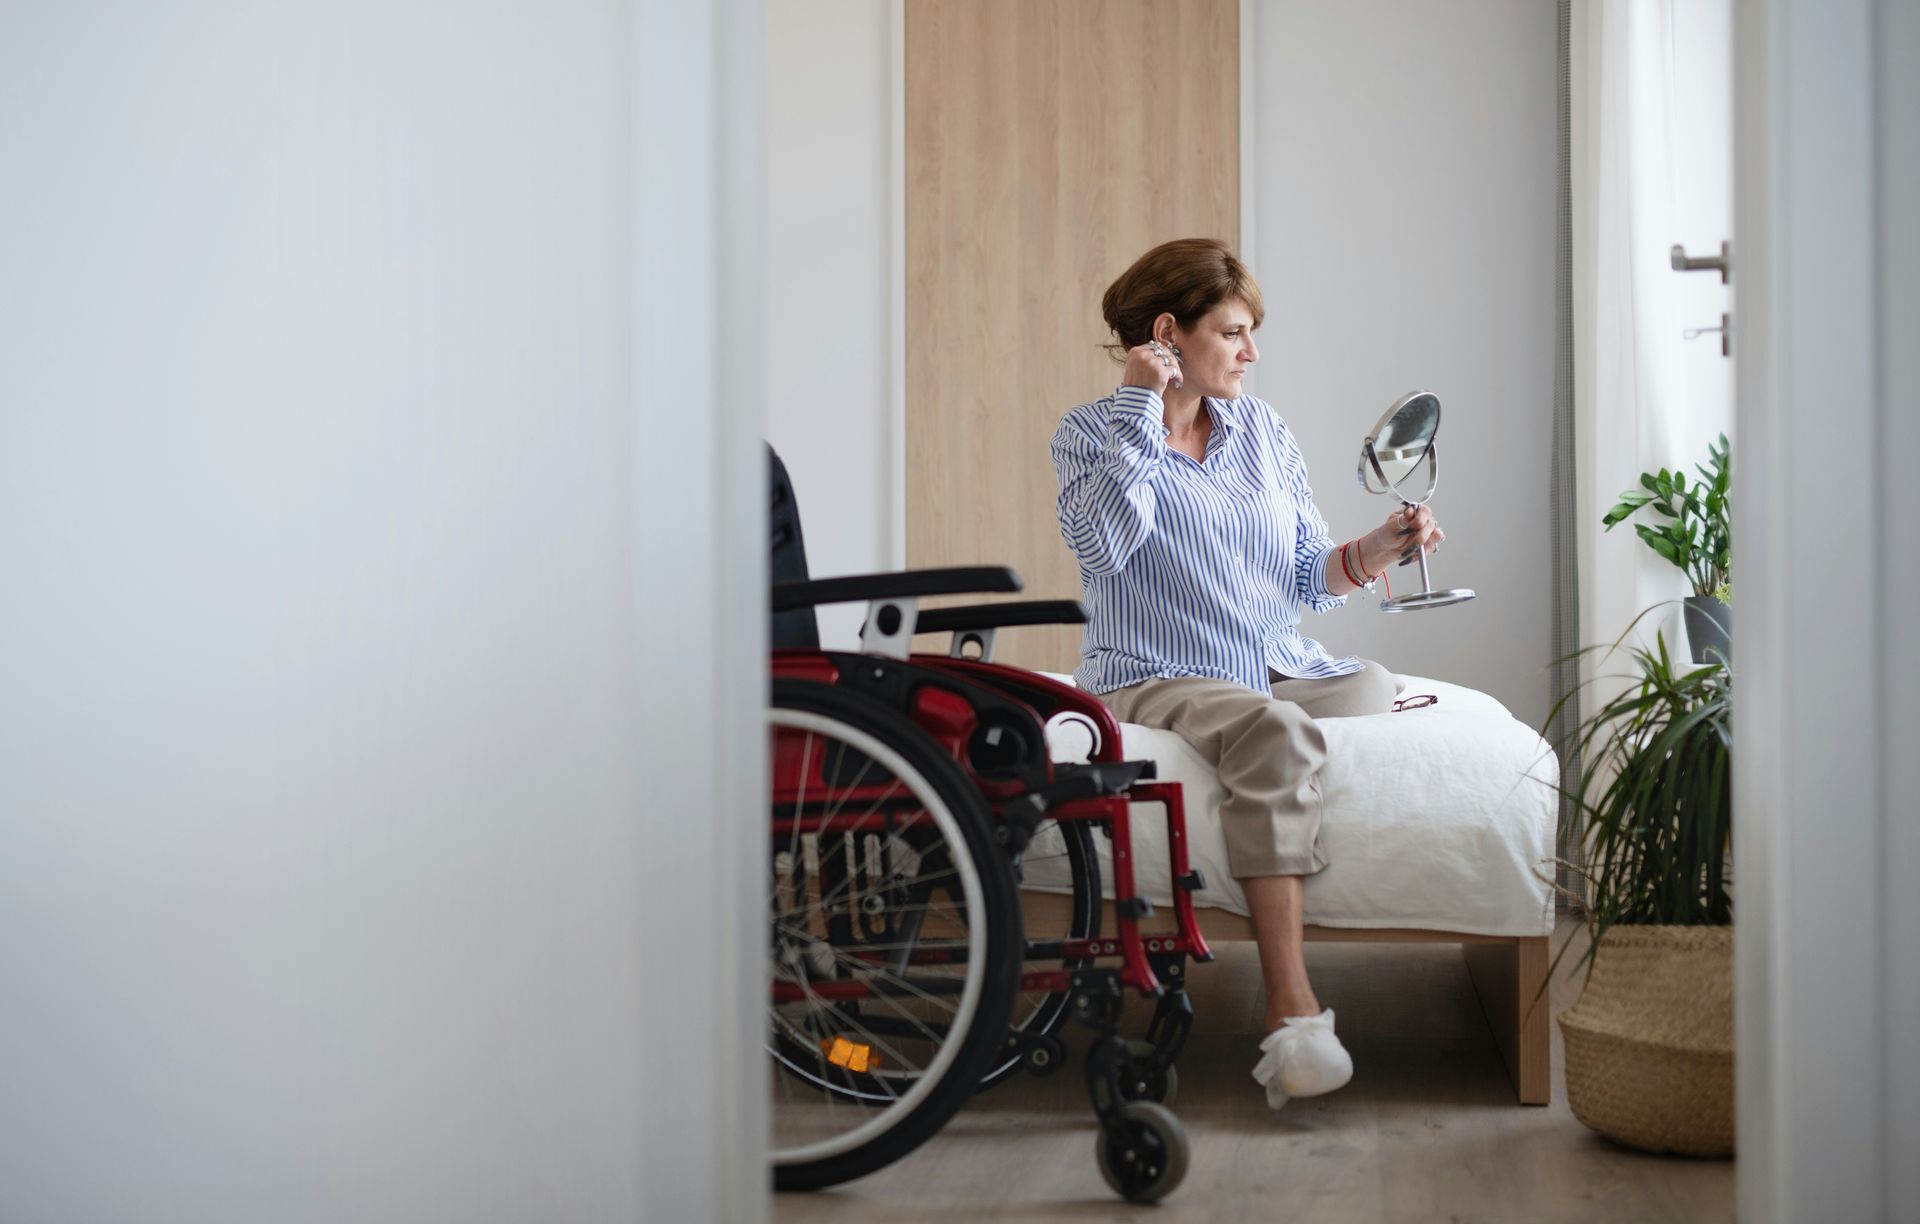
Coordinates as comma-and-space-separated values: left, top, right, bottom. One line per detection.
1358, 391, 1441, 495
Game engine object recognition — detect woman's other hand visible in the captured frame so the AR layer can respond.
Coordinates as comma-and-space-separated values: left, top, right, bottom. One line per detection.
1358, 504, 1445, 574
1121, 340, 1183, 394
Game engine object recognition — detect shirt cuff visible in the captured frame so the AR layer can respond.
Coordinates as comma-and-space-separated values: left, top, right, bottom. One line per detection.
1303, 545, 1347, 612
1111, 385, 1168, 429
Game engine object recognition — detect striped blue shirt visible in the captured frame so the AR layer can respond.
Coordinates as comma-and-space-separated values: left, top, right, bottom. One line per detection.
1051, 385, 1363, 695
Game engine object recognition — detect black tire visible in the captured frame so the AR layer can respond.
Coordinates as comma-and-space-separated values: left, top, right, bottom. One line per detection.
977, 816, 1100, 1090
1094, 1101, 1190, 1204
769, 679, 1023, 1192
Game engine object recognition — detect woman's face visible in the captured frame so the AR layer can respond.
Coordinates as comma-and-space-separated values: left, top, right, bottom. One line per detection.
1160, 299, 1261, 398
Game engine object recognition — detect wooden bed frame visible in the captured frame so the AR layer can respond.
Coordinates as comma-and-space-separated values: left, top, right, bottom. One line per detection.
1022, 892, 1551, 1106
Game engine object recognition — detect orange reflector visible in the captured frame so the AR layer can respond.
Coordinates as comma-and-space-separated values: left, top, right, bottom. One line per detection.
820, 1036, 879, 1074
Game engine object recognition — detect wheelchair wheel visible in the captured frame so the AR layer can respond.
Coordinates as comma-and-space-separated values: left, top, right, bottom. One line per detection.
769, 680, 1022, 1191
1095, 1101, 1190, 1204
978, 816, 1100, 1089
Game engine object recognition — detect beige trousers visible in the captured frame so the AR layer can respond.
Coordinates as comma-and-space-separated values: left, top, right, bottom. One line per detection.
1100, 662, 1400, 879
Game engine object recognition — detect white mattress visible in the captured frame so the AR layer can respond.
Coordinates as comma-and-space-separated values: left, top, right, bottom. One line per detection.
1027, 675, 1559, 937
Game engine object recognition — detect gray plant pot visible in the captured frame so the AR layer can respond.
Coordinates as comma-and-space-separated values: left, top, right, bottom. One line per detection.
1685, 596, 1731, 666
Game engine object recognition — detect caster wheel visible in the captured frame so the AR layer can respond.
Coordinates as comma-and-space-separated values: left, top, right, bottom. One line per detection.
1094, 1101, 1190, 1204
1120, 1039, 1179, 1106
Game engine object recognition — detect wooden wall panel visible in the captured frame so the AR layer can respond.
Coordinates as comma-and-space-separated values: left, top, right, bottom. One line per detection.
905, 0, 1240, 672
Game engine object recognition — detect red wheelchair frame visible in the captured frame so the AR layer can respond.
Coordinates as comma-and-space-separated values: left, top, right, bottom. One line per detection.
769, 565, 1213, 1202
771, 652, 1212, 1000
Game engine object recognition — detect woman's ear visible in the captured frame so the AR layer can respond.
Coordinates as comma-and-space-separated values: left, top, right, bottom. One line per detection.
1153, 312, 1179, 345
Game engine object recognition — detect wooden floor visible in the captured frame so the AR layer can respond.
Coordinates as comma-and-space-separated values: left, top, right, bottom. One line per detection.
775, 917, 1733, 1223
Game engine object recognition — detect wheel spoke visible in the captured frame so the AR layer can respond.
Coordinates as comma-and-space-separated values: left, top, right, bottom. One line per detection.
814, 941, 961, 1038
796, 846, 956, 926
768, 696, 1005, 1181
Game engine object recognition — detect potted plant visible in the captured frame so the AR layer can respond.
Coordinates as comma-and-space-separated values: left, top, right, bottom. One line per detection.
1602, 433, 1732, 664
1547, 626, 1733, 1157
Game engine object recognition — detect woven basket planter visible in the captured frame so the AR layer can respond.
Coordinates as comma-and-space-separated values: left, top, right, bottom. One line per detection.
1559, 924, 1734, 1157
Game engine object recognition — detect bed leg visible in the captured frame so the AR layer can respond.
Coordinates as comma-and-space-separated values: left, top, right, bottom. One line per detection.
1462, 936, 1551, 1105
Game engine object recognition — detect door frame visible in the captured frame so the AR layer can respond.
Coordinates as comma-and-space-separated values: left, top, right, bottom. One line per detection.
1732, 1, 1913, 1219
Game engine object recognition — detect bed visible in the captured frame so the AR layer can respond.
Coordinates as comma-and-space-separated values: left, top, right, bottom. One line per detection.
1023, 674, 1560, 1104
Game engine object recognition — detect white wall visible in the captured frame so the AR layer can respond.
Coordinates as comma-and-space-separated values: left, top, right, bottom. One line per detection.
0, 3, 764, 1220
765, 0, 897, 648
1249, 0, 1559, 726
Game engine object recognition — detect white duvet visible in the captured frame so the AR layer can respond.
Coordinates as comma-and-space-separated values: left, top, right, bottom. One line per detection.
1027, 675, 1560, 938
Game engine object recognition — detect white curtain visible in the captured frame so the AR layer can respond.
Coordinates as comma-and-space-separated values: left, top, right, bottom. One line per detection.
1573, 0, 1686, 667
1571, 0, 1732, 674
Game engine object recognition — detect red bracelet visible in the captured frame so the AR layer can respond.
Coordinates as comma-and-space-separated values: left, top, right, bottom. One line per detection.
1340, 540, 1380, 588
1372, 545, 1391, 597
1339, 541, 1364, 587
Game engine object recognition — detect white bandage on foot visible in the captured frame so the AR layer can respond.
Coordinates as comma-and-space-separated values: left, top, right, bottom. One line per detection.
1251, 1009, 1354, 1111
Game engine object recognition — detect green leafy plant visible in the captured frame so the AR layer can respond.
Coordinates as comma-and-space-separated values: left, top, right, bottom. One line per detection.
1545, 617, 1732, 978
1602, 433, 1732, 599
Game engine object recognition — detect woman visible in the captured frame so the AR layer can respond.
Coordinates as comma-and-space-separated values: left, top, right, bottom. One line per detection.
1050, 238, 1445, 1110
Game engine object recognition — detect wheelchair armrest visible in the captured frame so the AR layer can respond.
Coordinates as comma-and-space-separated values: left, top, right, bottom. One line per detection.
771, 566, 1022, 612
912, 600, 1088, 634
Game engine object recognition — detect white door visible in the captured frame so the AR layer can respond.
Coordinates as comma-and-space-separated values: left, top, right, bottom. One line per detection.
0, 4, 767, 1220
1732, 2, 1919, 1221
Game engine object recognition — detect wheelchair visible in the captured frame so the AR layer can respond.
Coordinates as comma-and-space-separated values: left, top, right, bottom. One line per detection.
767, 449, 1213, 1203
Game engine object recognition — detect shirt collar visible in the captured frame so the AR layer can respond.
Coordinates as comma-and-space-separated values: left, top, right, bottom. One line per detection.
1204, 395, 1243, 432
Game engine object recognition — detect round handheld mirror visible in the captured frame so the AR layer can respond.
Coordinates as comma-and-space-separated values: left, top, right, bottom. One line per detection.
1356, 390, 1476, 612
1359, 391, 1441, 498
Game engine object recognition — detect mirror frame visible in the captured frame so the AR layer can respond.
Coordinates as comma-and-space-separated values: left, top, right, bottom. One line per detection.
1358, 390, 1443, 503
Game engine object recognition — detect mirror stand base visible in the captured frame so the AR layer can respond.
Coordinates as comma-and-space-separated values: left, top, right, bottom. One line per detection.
1380, 589, 1477, 613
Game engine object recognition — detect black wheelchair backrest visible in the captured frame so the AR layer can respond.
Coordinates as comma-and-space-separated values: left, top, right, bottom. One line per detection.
769, 445, 819, 651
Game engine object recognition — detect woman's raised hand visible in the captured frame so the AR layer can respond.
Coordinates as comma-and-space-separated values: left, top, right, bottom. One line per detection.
1359, 503, 1445, 574
1121, 339, 1183, 394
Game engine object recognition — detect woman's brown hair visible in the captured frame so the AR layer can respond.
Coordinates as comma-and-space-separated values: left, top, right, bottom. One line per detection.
1101, 238, 1264, 360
